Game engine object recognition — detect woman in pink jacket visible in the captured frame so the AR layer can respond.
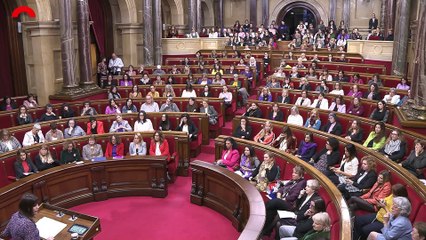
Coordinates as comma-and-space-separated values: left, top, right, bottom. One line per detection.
216, 137, 240, 171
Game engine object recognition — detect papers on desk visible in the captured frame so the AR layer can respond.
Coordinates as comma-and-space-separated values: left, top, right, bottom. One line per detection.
36, 217, 67, 239
277, 210, 297, 219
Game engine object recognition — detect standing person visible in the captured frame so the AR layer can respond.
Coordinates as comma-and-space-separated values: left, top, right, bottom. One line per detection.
0, 193, 54, 240
97, 57, 108, 86
108, 53, 124, 75
369, 13, 379, 30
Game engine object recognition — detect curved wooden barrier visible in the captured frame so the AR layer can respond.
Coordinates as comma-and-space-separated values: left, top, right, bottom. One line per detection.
0, 155, 168, 229
190, 160, 266, 240
213, 136, 351, 240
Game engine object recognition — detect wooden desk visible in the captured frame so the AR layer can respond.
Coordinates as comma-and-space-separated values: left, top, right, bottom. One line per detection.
34, 203, 100, 240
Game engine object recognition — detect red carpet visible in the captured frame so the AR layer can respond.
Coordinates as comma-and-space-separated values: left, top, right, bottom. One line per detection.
71, 176, 240, 240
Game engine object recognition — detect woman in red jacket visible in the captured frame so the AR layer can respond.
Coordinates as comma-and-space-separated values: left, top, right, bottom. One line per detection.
215, 137, 240, 171
149, 131, 170, 161
347, 170, 392, 213
86, 117, 105, 135
105, 134, 124, 158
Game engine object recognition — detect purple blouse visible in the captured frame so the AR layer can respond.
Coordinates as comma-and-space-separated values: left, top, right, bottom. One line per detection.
1, 212, 39, 240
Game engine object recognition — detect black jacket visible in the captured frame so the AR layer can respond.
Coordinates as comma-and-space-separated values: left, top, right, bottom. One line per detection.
351, 170, 377, 190
252, 164, 279, 182
276, 96, 291, 104
233, 125, 252, 139
14, 158, 38, 179
176, 123, 198, 140
322, 122, 343, 136
269, 111, 284, 122
379, 141, 407, 162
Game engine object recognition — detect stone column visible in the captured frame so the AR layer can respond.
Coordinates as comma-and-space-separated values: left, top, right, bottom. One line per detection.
411, 1, 425, 107
189, 0, 197, 31
329, 0, 337, 21
196, 0, 201, 32
391, 0, 411, 76
143, 0, 154, 65
218, 0, 224, 30
262, 0, 269, 26
342, 0, 350, 27
249, 0, 257, 27
118, 24, 142, 66
77, 0, 97, 90
383, 0, 396, 38
59, 0, 83, 94
153, 0, 162, 65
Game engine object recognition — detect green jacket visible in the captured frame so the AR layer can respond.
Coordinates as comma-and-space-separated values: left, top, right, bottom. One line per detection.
301, 229, 330, 240
363, 132, 386, 151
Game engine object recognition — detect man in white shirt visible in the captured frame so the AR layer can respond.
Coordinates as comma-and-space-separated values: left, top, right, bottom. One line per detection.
383, 88, 401, 105
108, 53, 124, 75
140, 95, 159, 112
22, 123, 45, 147
294, 90, 312, 107
310, 92, 329, 110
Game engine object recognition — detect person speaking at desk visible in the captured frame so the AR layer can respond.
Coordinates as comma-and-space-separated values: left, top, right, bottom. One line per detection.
1, 193, 54, 240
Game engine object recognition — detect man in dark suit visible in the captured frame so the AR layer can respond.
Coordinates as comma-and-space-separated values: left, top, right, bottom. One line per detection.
368, 13, 379, 30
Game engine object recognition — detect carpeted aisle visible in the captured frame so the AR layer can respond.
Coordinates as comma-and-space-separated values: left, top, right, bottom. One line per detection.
71, 175, 240, 240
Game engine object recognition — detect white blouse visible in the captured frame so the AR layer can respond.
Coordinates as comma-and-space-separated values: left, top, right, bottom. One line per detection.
134, 119, 154, 132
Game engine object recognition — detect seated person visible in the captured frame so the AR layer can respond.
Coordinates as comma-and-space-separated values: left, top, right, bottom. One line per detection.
400, 139, 426, 179
34, 144, 59, 171
109, 114, 132, 133
159, 97, 180, 112
200, 85, 212, 98
329, 82, 345, 95
197, 73, 212, 85
181, 84, 197, 98
298, 77, 311, 91
22, 123, 45, 147
295, 132, 318, 162
269, 103, 284, 121
315, 80, 329, 94
219, 85, 233, 107
265, 77, 281, 88
186, 97, 199, 113
382, 88, 401, 105
176, 113, 198, 141
276, 89, 291, 104
45, 123, 64, 142
348, 170, 391, 214
367, 73, 383, 87
282, 78, 294, 90
14, 149, 38, 179
379, 130, 407, 162
23, 94, 38, 109
211, 73, 226, 85
0, 97, 17, 111
159, 114, 171, 131
140, 95, 159, 113
64, 119, 86, 138
297, 212, 331, 239
107, 86, 121, 100
105, 99, 121, 115
122, 98, 138, 113
354, 184, 409, 240
328, 95, 346, 113
200, 99, 218, 125
258, 87, 273, 102
328, 144, 359, 185
17, 105, 33, 125
0, 129, 22, 153
363, 122, 387, 150
60, 141, 81, 164
321, 113, 343, 135
82, 135, 104, 160
338, 156, 377, 199
309, 137, 341, 175
364, 83, 381, 101
367, 197, 412, 240
129, 133, 147, 156
119, 74, 132, 87
347, 97, 364, 116
243, 102, 262, 118
233, 116, 252, 139
287, 106, 304, 126
304, 109, 321, 130
344, 120, 364, 143
128, 85, 142, 100
60, 103, 75, 118
105, 134, 124, 158
277, 197, 326, 240
272, 126, 297, 154
147, 85, 160, 98
350, 73, 364, 85
261, 166, 307, 236
149, 131, 170, 161
347, 84, 363, 98
80, 101, 98, 116
86, 117, 105, 135
253, 121, 275, 146
215, 137, 240, 170
163, 84, 176, 98
333, 70, 348, 82
396, 77, 410, 91
230, 74, 250, 106
235, 146, 259, 179
249, 151, 279, 191
38, 104, 58, 122
134, 111, 154, 132
310, 92, 329, 109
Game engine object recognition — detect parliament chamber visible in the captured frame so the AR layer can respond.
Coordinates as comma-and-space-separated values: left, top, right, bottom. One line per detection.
0, 0, 425, 239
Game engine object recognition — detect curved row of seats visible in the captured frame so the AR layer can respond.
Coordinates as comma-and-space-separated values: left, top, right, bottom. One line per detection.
214, 135, 352, 240
230, 116, 426, 224
0, 131, 190, 188
246, 99, 423, 158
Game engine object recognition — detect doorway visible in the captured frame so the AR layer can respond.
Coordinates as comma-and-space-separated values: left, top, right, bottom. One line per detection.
276, 2, 320, 37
